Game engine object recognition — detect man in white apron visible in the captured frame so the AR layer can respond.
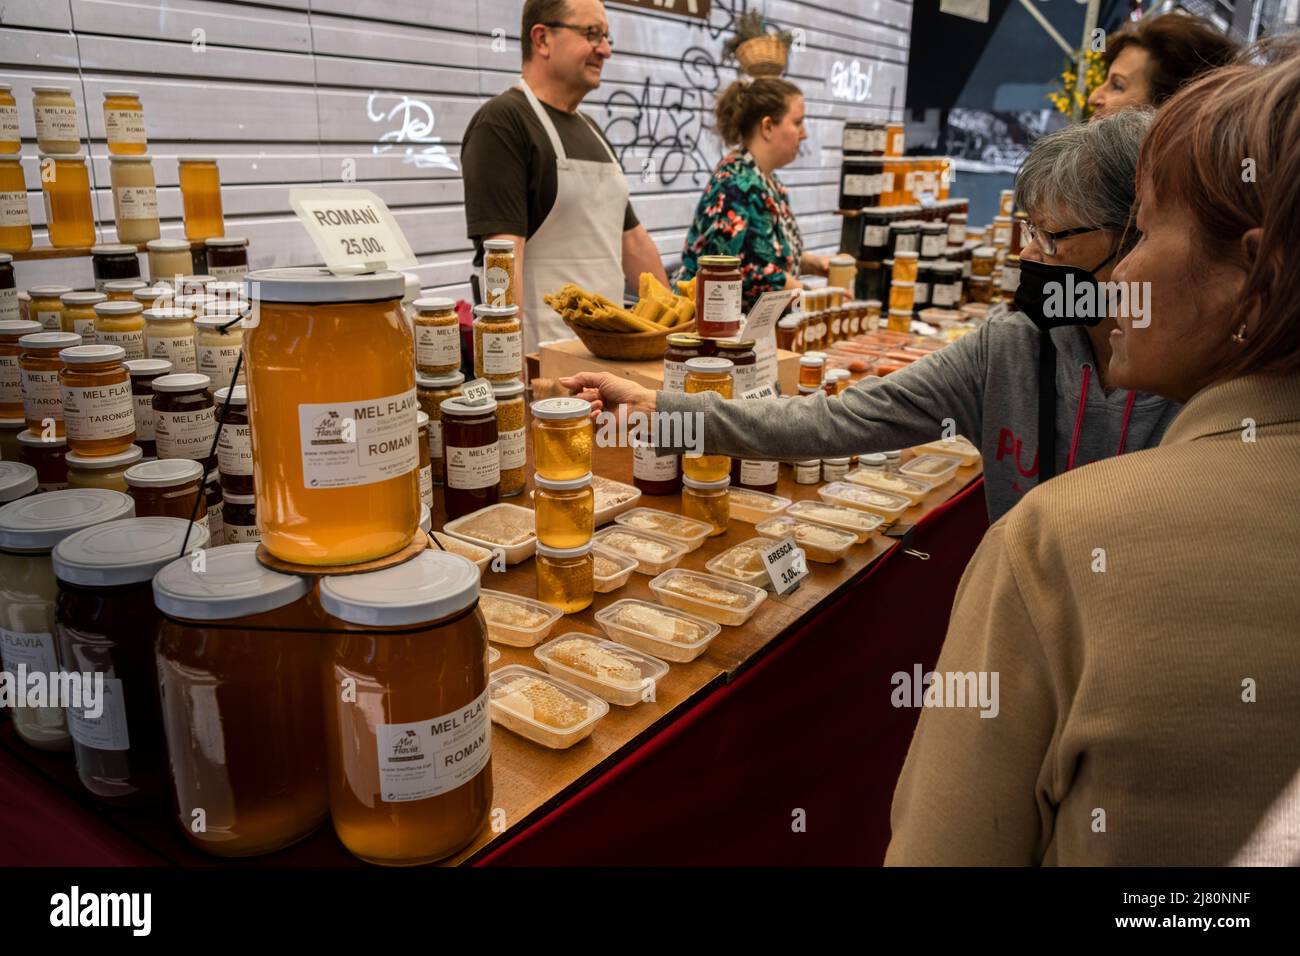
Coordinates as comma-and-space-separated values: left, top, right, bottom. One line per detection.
462, 0, 668, 355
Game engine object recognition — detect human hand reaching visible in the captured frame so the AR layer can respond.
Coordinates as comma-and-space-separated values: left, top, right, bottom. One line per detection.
558, 372, 658, 420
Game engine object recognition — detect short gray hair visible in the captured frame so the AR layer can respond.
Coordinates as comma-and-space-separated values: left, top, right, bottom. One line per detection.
1014, 108, 1154, 250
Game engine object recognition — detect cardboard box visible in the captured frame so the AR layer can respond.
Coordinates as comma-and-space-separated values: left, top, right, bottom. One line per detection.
536, 337, 802, 395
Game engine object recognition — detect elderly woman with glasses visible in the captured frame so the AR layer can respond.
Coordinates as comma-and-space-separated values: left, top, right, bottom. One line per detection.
562, 109, 1179, 523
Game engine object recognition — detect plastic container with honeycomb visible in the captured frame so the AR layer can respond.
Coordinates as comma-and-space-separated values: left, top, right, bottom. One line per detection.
784, 500, 885, 544
442, 502, 536, 564
647, 568, 767, 627
898, 453, 961, 487
843, 468, 932, 505
591, 526, 687, 576
818, 482, 911, 521
754, 515, 857, 563
612, 507, 712, 552
478, 589, 562, 648
594, 598, 720, 663
534, 632, 668, 706
592, 546, 637, 593
591, 475, 641, 525
726, 487, 791, 524
488, 665, 607, 749
431, 531, 493, 576
912, 435, 980, 467
705, 537, 773, 588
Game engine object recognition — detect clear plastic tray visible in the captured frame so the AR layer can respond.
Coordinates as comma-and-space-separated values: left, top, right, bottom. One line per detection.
785, 500, 885, 544
754, 516, 857, 563
489, 665, 608, 749
819, 482, 912, 521
534, 632, 668, 706
726, 488, 792, 524
647, 568, 767, 627
592, 526, 688, 576
912, 436, 980, 466
443, 503, 536, 564
592, 475, 643, 526
705, 537, 773, 588
487, 646, 501, 666
592, 546, 637, 593
899, 454, 961, 486
594, 598, 721, 663
613, 507, 713, 552
478, 589, 563, 647
844, 468, 932, 505
432, 531, 493, 575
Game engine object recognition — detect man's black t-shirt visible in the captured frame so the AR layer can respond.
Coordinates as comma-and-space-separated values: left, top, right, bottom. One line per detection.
462, 87, 637, 267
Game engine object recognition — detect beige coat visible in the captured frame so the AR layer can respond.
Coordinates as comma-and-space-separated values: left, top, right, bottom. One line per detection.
886, 372, 1300, 865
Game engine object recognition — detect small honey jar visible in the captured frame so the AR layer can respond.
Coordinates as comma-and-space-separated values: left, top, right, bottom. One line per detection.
534, 471, 595, 550
681, 475, 729, 537
535, 541, 594, 614
530, 397, 593, 481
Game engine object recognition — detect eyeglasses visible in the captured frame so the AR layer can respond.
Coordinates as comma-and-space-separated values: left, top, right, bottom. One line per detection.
544, 22, 614, 48
1024, 221, 1105, 257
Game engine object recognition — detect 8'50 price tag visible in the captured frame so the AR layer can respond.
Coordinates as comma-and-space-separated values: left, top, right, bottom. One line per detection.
762, 536, 808, 595
461, 378, 494, 406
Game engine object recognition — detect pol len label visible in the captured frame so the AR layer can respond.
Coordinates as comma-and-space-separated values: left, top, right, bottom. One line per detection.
297, 388, 419, 490
377, 689, 491, 803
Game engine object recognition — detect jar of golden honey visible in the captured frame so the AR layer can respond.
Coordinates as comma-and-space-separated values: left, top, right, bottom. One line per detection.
29, 285, 71, 332
243, 268, 418, 566
417, 370, 463, 484
797, 354, 824, 390
0, 84, 18, 153
125, 457, 206, 525
0, 157, 33, 253
60, 292, 105, 345
93, 300, 146, 360
440, 395, 499, 521
144, 307, 197, 372
146, 239, 193, 287
682, 474, 730, 536
413, 297, 460, 375
472, 304, 522, 383
177, 157, 225, 242
892, 250, 919, 285
153, 544, 329, 857
102, 91, 147, 155
534, 471, 594, 549
19, 331, 81, 435
108, 155, 160, 243
58, 344, 135, 457
535, 541, 594, 613
40, 152, 97, 248
52, 518, 212, 805
65, 444, 142, 492
0, 319, 41, 419
889, 281, 915, 313
491, 379, 526, 497
33, 87, 80, 154
887, 307, 912, 334
682, 357, 732, 483
319, 550, 492, 866
530, 397, 593, 481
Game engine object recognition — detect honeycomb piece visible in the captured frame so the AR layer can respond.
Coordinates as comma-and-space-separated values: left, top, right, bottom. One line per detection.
796, 503, 875, 529
613, 604, 705, 644
622, 512, 697, 538
718, 544, 765, 574
494, 676, 588, 728
594, 554, 623, 578
729, 490, 779, 513
601, 531, 674, 562
457, 510, 533, 545
550, 639, 640, 685
661, 574, 748, 608
592, 475, 638, 510
481, 595, 549, 630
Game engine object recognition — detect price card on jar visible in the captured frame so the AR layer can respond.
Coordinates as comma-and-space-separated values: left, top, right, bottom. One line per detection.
762, 536, 808, 596
739, 289, 801, 390
460, 378, 494, 406
289, 188, 418, 273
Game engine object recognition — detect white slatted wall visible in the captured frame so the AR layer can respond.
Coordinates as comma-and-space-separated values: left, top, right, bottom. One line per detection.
1, 0, 911, 298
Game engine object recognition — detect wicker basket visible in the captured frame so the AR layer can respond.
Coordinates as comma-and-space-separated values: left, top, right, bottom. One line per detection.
737, 35, 789, 77
569, 321, 697, 362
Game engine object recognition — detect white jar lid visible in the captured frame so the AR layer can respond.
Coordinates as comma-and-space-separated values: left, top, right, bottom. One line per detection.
65, 445, 143, 470
534, 471, 592, 491
103, 89, 140, 98
684, 356, 734, 374
60, 344, 125, 364
195, 312, 246, 329
38, 150, 85, 161
0, 320, 41, 336
419, 504, 431, 533
29, 285, 74, 298
151, 372, 211, 393
213, 385, 246, 405
0, 488, 134, 553
244, 267, 404, 304
147, 238, 191, 252
19, 331, 81, 351
61, 291, 107, 306
483, 239, 515, 251
17, 430, 66, 448
144, 307, 193, 323
823, 457, 851, 465
33, 85, 73, 94
417, 370, 465, 389
133, 286, 173, 302
490, 379, 524, 398
91, 243, 136, 257
682, 474, 730, 490
96, 300, 144, 316
799, 354, 825, 366
320, 550, 480, 628
152, 543, 305, 621
107, 154, 152, 164
440, 395, 496, 416
53, 517, 210, 586
536, 541, 594, 559
177, 156, 217, 164
416, 410, 429, 426
0, 461, 38, 503
124, 358, 173, 377
860, 453, 887, 466
473, 304, 518, 319
125, 457, 203, 488
412, 297, 456, 312
529, 397, 591, 421
203, 237, 248, 248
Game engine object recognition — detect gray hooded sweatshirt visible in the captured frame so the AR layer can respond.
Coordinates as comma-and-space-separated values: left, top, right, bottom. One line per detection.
656, 312, 1182, 522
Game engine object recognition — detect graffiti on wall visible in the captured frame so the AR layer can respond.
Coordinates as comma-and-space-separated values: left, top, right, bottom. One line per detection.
367, 93, 459, 171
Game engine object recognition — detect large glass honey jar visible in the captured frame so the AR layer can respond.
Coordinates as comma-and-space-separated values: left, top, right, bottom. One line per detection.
319, 551, 492, 866
153, 543, 329, 857
242, 269, 418, 566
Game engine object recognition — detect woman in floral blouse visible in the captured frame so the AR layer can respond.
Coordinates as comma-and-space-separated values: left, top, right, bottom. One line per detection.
677, 77, 829, 312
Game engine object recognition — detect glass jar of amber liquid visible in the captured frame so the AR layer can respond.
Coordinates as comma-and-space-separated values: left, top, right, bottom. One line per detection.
214, 384, 252, 495
32, 87, 80, 154
19, 331, 82, 435
104, 280, 146, 302
530, 397, 593, 481
40, 152, 97, 248
535, 541, 594, 614
0, 84, 19, 153
29, 285, 71, 332
66, 445, 142, 492
887, 308, 913, 334
53, 518, 211, 805
152, 372, 215, 467
18, 430, 69, 491
0, 157, 33, 253
415, 410, 433, 510
1, 320, 41, 419
967, 276, 993, 305
58, 344, 136, 457
492, 379, 526, 497
472, 304, 522, 384
534, 471, 594, 549
413, 297, 460, 375
204, 237, 249, 281
481, 239, 516, 307
695, 255, 743, 339
682, 474, 730, 537
682, 357, 732, 483
889, 281, 915, 313
154, 544, 327, 856
440, 395, 499, 521
94, 300, 147, 360
102, 90, 147, 155
60, 292, 106, 345
797, 354, 824, 390
177, 157, 224, 242
125, 457, 206, 524
243, 269, 418, 566
417, 370, 463, 485
319, 551, 492, 866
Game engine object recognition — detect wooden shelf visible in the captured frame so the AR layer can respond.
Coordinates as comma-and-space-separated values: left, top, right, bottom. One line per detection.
7, 242, 148, 262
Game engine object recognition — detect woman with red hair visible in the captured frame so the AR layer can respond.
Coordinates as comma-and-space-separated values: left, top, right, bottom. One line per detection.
888, 42, 1300, 866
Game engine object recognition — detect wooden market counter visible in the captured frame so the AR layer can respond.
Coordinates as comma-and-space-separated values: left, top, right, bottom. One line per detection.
0, 441, 988, 868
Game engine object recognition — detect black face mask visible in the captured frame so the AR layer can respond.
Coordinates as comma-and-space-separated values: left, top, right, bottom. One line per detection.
1014, 253, 1115, 331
